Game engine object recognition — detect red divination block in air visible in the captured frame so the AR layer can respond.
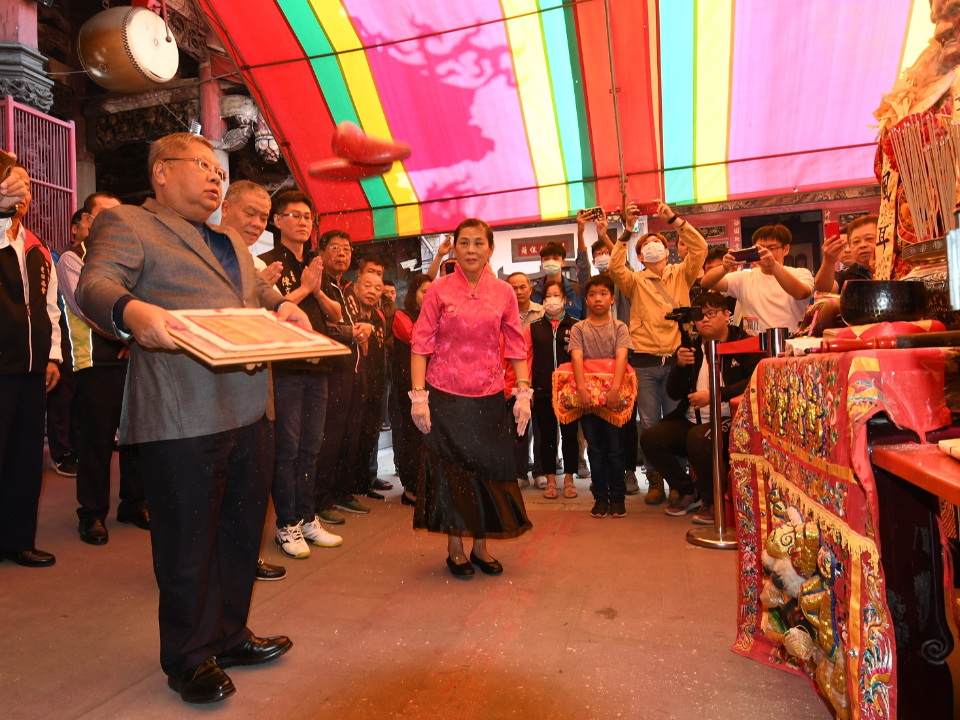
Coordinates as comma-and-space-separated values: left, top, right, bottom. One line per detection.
331, 121, 412, 165
308, 157, 394, 181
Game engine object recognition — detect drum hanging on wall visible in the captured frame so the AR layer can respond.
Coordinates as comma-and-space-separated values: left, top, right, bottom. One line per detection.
78, 7, 180, 93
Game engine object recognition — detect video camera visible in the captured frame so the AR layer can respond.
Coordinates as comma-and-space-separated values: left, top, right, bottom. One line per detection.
665, 305, 703, 351
664, 306, 703, 325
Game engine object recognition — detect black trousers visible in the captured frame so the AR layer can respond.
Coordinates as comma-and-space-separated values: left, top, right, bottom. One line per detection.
75, 366, 145, 520
533, 396, 579, 476
352, 373, 384, 496
46, 359, 77, 461
389, 377, 423, 491
316, 370, 358, 509
0, 373, 45, 553
639, 418, 730, 503
139, 417, 271, 676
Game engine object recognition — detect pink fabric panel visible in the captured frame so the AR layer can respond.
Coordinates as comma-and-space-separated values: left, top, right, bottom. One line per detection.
344, 0, 539, 231
727, 0, 912, 195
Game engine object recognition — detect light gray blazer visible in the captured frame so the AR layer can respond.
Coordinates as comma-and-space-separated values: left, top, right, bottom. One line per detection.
76, 198, 285, 444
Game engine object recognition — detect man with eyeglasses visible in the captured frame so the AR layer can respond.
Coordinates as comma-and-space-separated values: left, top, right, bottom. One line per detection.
313, 230, 375, 524
257, 191, 344, 559
701, 224, 814, 332
640, 292, 762, 520
77, 132, 311, 704
57, 191, 150, 546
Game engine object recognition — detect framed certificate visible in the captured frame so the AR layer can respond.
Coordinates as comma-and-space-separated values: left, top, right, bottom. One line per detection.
166, 308, 349, 366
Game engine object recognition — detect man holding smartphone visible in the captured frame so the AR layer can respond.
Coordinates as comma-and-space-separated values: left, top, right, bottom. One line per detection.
815, 216, 877, 294
701, 224, 814, 332
609, 201, 707, 505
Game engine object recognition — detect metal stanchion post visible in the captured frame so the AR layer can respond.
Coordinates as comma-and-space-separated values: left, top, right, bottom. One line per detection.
686, 339, 737, 549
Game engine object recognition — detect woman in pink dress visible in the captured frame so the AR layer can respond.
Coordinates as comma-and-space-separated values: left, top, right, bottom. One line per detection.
410, 218, 533, 578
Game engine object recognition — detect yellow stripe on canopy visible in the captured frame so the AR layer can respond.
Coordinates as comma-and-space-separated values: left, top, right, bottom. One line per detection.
693, 0, 734, 203
502, 0, 568, 220
899, 0, 936, 74
309, 0, 421, 235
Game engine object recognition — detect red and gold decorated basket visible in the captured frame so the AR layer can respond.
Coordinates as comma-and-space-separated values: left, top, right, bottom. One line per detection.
551, 359, 638, 427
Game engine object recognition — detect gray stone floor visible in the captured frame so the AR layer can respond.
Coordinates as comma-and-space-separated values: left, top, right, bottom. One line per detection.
1, 447, 838, 720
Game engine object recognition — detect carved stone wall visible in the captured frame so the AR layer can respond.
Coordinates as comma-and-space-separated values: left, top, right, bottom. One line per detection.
0, 42, 53, 112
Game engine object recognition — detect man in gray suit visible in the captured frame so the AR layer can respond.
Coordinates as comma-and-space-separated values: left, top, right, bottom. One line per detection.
77, 132, 310, 704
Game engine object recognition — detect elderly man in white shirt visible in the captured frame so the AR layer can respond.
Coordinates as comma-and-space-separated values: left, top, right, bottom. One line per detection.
0, 161, 61, 567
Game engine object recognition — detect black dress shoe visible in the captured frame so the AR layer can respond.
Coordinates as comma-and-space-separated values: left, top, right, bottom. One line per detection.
446, 556, 475, 579
371, 478, 394, 491
167, 658, 235, 704
400, 492, 416, 507
217, 635, 293, 668
117, 506, 150, 530
79, 518, 109, 545
0, 548, 56, 567
365, 490, 385, 500
255, 558, 287, 581
469, 552, 504, 575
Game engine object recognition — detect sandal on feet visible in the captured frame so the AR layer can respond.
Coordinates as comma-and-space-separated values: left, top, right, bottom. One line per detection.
563, 484, 578, 499
543, 484, 559, 499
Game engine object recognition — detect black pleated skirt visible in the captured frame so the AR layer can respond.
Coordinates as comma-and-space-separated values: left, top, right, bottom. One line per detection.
414, 385, 532, 539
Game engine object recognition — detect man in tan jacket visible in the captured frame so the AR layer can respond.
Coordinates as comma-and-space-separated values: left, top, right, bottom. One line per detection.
608, 201, 707, 504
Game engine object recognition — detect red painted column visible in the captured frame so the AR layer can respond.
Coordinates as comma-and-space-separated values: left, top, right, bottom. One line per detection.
0, 0, 36, 46
199, 59, 222, 142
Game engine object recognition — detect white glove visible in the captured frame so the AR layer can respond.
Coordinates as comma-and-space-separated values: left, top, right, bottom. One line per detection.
409, 389, 431, 434
512, 385, 533, 436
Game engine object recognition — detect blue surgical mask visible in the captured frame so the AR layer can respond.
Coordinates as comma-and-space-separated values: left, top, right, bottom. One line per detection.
542, 260, 562, 276
594, 254, 610, 272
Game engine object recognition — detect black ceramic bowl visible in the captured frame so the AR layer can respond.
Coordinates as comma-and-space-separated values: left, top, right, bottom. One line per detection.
839, 280, 926, 326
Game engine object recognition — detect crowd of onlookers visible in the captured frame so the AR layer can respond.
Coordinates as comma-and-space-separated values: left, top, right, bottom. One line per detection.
1, 154, 878, 565
0, 136, 878, 701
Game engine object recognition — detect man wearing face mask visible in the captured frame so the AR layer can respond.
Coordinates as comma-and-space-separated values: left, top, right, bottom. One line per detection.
532, 241, 582, 319
609, 202, 707, 505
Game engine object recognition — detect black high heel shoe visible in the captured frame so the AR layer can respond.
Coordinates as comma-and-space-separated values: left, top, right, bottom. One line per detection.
400, 492, 416, 507
446, 556, 475, 578
469, 552, 503, 575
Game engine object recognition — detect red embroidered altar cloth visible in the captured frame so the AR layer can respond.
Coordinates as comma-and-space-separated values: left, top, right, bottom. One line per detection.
730, 349, 951, 719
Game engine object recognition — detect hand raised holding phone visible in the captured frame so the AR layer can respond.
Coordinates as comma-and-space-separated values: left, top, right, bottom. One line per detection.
0, 150, 26, 212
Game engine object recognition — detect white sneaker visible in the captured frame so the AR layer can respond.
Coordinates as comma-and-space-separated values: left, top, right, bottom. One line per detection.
276, 521, 310, 558
302, 515, 343, 548
518, 476, 531, 488
535, 475, 548, 489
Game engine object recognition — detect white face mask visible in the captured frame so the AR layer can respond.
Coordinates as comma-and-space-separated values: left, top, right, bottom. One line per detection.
542, 260, 562, 276
641, 241, 667, 264
543, 298, 564, 316
594, 254, 610, 272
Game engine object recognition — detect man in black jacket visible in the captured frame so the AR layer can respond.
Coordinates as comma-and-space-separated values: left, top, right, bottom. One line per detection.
640, 292, 761, 523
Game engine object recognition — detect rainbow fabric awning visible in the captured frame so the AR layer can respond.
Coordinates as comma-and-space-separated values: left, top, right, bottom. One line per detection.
197, 0, 934, 241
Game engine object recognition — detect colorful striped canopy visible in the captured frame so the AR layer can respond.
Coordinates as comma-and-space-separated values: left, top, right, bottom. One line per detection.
198, 0, 934, 240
